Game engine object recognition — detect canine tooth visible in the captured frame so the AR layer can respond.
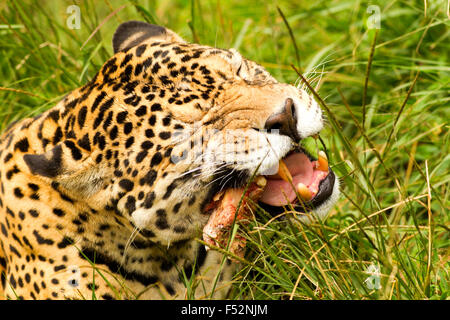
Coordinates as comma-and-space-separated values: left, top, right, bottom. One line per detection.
255, 176, 267, 188
213, 190, 225, 201
318, 150, 327, 159
297, 183, 312, 201
277, 159, 293, 183
317, 150, 329, 172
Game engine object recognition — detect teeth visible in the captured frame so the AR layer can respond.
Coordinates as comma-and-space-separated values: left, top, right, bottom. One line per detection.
255, 176, 267, 188
297, 183, 312, 201
317, 150, 329, 172
213, 190, 225, 201
277, 159, 293, 183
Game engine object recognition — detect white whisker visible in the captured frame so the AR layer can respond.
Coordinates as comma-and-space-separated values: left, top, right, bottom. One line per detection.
121, 227, 139, 266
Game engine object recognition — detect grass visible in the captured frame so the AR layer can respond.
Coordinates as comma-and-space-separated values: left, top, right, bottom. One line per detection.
0, 0, 448, 300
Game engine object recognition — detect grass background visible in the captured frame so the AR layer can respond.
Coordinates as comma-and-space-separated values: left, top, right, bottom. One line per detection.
0, 0, 448, 300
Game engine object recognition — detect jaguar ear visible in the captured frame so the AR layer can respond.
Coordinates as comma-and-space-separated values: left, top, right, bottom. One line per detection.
112, 20, 185, 53
24, 140, 104, 197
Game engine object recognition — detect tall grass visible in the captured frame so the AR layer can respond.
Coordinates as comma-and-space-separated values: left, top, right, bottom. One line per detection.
0, 0, 448, 300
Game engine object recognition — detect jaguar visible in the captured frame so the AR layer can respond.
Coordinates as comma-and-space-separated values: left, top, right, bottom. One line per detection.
0, 21, 339, 299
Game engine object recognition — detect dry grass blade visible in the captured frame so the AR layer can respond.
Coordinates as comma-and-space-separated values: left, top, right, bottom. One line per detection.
277, 6, 301, 70
0, 86, 48, 100
337, 86, 403, 195
80, 4, 127, 50
383, 71, 420, 156
424, 160, 433, 293
362, 30, 378, 130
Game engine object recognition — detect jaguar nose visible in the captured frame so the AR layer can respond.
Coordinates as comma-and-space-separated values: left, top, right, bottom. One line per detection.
264, 98, 300, 141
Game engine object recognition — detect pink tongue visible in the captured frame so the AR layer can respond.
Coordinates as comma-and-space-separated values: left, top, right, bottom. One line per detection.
260, 153, 314, 206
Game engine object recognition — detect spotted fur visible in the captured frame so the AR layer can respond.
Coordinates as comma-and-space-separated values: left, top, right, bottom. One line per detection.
0, 21, 331, 299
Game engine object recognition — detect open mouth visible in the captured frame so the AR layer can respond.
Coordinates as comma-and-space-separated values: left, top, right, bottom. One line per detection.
258, 148, 336, 215
202, 147, 335, 259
